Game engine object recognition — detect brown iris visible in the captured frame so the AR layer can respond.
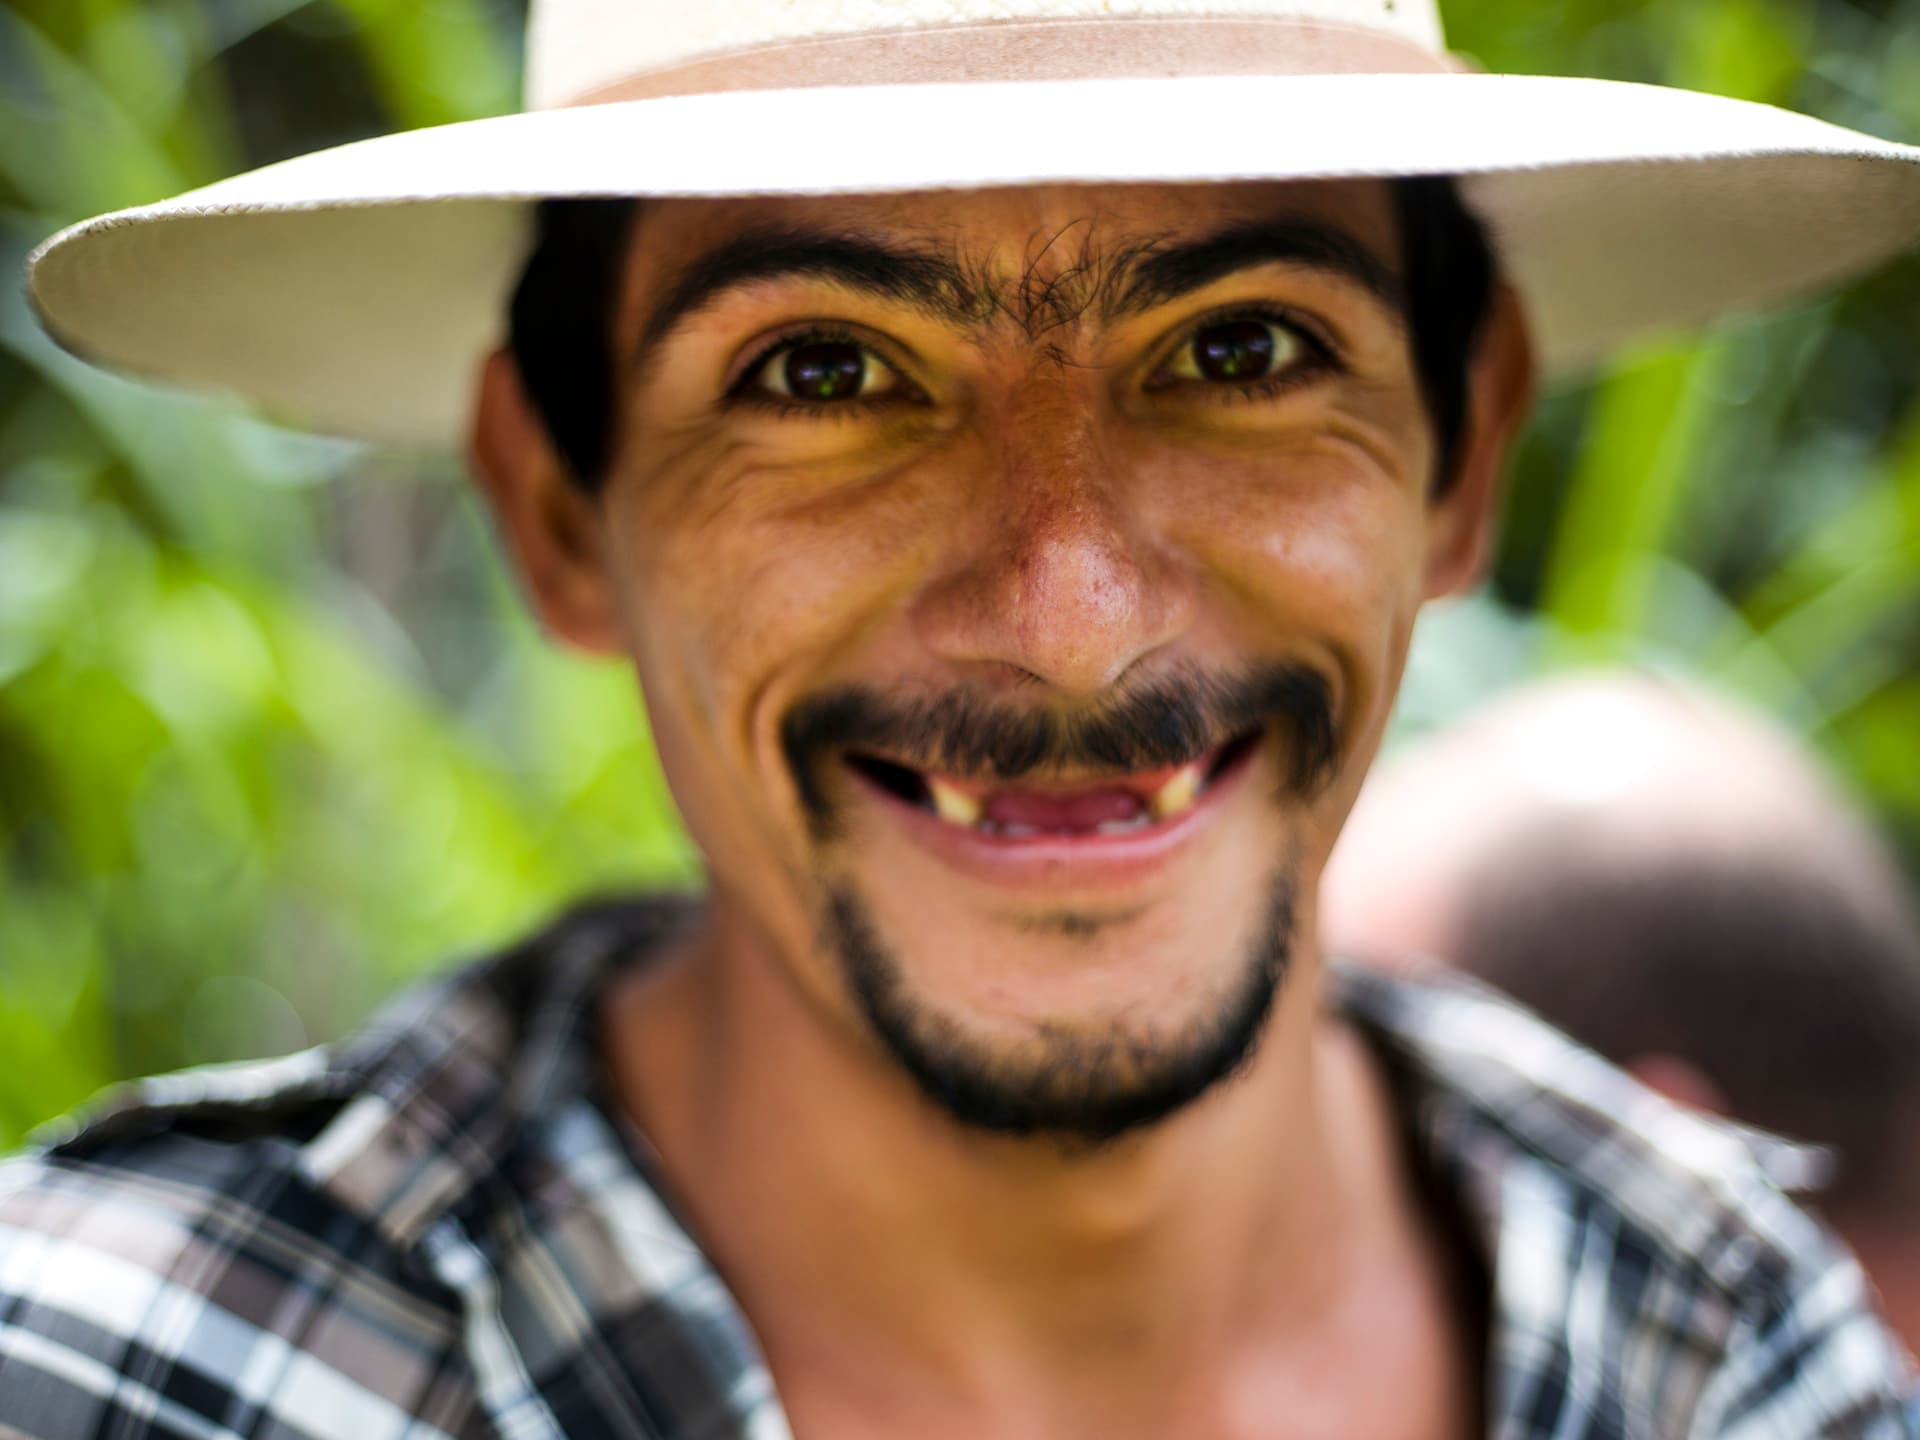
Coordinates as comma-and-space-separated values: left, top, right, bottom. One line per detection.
1192, 320, 1278, 382
782, 341, 866, 400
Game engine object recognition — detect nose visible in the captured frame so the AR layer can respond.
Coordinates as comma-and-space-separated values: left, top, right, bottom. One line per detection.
910, 390, 1195, 696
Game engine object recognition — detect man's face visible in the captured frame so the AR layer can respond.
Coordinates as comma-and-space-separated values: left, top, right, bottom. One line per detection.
478, 180, 1521, 1139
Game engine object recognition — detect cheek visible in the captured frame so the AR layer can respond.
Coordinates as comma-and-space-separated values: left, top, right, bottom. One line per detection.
604, 438, 955, 829
1168, 433, 1426, 609
1161, 446, 1431, 876
681, 480, 948, 701
1248, 487, 1427, 639
1150, 435, 1430, 721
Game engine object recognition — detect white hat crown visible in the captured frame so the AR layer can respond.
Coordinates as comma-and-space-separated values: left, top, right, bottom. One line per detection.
527, 0, 1448, 109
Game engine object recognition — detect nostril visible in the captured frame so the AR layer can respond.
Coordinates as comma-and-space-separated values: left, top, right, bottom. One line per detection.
907, 492, 1191, 697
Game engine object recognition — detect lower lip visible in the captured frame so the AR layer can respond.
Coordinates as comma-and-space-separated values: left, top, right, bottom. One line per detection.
846, 742, 1259, 893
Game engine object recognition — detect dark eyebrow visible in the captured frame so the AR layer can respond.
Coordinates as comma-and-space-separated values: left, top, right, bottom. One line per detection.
632, 227, 979, 376
1109, 219, 1406, 326
630, 214, 1405, 381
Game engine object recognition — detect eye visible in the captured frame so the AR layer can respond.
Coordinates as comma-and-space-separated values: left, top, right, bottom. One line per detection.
749, 335, 901, 404
1162, 316, 1306, 386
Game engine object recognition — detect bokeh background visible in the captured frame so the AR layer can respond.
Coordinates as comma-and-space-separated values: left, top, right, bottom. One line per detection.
2, 0, 1917, 1147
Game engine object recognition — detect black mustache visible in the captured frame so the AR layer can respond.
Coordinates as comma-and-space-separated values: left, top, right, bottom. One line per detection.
780, 664, 1338, 830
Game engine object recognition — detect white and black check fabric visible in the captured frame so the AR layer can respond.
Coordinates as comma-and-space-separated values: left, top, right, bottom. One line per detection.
1, 897, 1913, 1438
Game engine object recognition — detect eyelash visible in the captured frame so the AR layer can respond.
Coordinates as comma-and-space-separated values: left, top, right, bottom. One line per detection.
723, 305, 1346, 420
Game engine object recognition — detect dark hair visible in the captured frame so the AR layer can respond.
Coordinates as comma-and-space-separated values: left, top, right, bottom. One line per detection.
507, 177, 1497, 491
1394, 175, 1497, 494
1457, 840, 1920, 1221
507, 197, 640, 486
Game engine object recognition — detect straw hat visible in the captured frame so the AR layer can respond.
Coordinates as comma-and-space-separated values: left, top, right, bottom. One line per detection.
26, 0, 1920, 445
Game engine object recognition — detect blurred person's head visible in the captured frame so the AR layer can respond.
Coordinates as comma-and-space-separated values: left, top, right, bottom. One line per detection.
1321, 670, 1920, 1346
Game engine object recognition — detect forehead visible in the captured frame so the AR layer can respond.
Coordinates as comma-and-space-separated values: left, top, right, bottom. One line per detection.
618, 178, 1404, 317
634, 180, 1397, 252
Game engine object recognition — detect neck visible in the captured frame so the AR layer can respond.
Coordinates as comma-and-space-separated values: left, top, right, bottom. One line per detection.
603, 894, 1435, 1435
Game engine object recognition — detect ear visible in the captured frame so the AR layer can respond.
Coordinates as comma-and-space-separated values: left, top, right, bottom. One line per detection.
467, 347, 623, 654
1422, 285, 1536, 598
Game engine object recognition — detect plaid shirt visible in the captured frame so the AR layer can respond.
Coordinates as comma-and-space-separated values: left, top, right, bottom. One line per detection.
1, 897, 1912, 1439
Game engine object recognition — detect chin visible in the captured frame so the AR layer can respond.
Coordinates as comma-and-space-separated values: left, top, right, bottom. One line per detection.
818, 853, 1299, 1143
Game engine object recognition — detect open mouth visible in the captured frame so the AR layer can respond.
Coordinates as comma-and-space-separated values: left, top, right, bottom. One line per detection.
844, 731, 1262, 839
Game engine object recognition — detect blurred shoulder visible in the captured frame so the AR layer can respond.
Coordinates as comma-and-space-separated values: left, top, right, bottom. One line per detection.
1333, 960, 1919, 1437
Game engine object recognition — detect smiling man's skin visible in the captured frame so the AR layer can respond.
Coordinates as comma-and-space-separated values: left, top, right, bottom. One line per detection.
468, 179, 1533, 1439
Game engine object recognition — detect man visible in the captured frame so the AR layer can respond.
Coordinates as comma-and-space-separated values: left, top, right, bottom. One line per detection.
1321, 670, 1920, 1362
4, 1, 1919, 1435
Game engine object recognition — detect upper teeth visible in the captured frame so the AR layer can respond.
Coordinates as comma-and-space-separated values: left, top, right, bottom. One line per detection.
928, 776, 983, 827
921, 761, 1210, 831
1148, 763, 1203, 821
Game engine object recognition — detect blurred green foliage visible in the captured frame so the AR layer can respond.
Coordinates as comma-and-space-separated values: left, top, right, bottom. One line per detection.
1, 0, 1916, 1145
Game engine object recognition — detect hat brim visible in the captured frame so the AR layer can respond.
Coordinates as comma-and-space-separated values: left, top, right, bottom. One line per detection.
27, 71, 1920, 444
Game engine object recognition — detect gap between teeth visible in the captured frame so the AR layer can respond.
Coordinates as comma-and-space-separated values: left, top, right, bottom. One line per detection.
924, 762, 1207, 832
